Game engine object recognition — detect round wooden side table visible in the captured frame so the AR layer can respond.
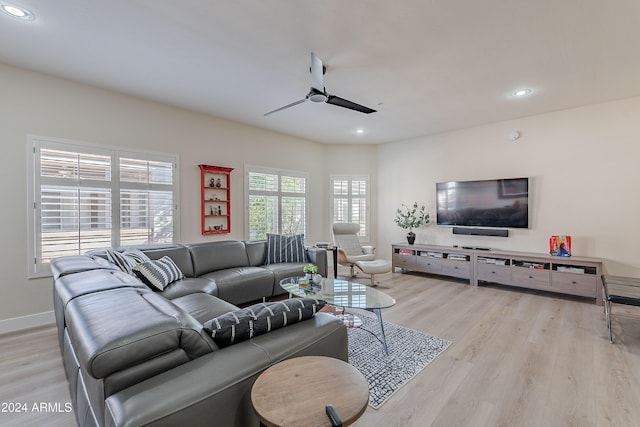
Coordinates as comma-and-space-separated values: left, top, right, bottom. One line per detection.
251, 356, 369, 427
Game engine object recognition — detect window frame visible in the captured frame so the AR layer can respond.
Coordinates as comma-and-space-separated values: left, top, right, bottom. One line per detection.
27, 135, 180, 278
245, 165, 308, 241
330, 174, 370, 242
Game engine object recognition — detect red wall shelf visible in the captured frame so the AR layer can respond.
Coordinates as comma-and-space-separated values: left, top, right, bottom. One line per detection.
199, 164, 234, 235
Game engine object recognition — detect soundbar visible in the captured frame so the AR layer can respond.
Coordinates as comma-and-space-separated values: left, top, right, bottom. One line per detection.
452, 227, 509, 237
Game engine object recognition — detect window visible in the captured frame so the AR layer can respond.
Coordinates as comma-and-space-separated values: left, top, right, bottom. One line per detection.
331, 175, 369, 241
246, 166, 307, 241
28, 136, 179, 276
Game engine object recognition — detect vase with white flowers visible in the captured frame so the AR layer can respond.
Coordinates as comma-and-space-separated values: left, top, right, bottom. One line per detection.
394, 202, 430, 244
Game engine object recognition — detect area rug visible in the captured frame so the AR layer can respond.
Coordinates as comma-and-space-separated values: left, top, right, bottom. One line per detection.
347, 312, 451, 409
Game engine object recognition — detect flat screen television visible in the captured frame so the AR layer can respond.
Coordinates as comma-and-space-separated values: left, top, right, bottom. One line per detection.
436, 177, 529, 229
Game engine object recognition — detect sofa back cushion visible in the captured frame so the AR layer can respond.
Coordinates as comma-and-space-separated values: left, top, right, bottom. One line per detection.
245, 240, 268, 266
50, 255, 116, 279
141, 245, 195, 277
187, 241, 250, 276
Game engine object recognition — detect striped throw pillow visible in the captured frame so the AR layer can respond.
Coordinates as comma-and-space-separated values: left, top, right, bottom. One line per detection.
132, 256, 185, 291
266, 233, 307, 264
203, 298, 325, 347
106, 249, 135, 274
105, 248, 152, 275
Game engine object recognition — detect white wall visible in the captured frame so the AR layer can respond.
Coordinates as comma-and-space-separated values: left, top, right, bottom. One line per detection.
0, 62, 326, 324
322, 144, 379, 244
4, 58, 640, 328
377, 97, 640, 277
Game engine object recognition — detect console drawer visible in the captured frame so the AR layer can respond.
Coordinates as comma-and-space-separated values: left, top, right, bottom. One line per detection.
442, 259, 471, 279
476, 263, 511, 284
551, 272, 597, 298
416, 256, 442, 274
512, 268, 550, 289
393, 254, 416, 269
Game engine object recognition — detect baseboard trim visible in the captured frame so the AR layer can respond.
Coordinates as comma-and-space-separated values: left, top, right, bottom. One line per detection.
0, 311, 55, 335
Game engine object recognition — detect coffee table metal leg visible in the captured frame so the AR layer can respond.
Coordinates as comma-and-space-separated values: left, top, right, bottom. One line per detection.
606, 299, 613, 343
370, 308, 389, 356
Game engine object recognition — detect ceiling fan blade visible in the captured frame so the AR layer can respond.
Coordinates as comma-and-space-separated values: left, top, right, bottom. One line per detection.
310, 52, 324, 92
264, 99, 306, 116
326, 95, 376, 114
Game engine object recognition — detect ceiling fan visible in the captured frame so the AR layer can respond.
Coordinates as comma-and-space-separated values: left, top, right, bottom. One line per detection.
264, 52, 377, 116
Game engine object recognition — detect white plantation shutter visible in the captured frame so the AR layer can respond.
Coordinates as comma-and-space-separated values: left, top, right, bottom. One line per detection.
119, 157, 175, 246
330, 176, 370, 241
29, 137, 179, 276
246, 167, 307, 241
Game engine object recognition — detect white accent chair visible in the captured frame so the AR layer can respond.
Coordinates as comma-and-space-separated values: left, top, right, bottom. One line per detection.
332, 223, 391, 285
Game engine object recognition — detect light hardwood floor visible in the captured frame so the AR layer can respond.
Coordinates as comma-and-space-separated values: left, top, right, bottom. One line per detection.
2, 269, 640, 427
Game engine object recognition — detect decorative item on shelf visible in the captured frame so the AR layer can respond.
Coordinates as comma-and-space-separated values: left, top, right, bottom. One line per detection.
215, 178, 222, 188
210, 206, 214, 215
395, 202, 430, 245
550, 235, 572, 257
210, 177, 215, 187
218, 205, 222, 215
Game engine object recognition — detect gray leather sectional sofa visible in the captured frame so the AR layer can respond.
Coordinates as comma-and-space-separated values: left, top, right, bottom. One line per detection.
51, 240, 347, 427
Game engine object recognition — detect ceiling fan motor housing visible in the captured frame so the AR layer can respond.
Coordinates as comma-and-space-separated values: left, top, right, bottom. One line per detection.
308, 87, 328, 103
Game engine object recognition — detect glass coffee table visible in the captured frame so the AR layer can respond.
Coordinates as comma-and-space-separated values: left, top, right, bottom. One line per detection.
280, 277, 396, 355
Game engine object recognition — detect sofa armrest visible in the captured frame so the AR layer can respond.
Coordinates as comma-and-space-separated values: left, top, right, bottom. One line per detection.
306, 247, 328, 277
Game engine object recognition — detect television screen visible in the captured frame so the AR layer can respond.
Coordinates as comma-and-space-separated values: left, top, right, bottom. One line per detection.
436, 178, 529, 229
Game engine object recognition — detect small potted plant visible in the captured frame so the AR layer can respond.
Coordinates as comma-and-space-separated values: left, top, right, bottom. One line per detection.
303, 264, 322, 285
395, 202, 430, 244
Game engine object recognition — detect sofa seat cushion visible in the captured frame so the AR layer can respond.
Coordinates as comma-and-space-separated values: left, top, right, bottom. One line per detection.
159, 277, 218, 300
200, 267, 274, 305
262, 263, 308, 295
203, 298, 326, 347
171, 293, 239, 324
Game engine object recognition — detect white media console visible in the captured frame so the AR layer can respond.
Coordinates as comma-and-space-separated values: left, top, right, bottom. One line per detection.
392, 243, 604, 305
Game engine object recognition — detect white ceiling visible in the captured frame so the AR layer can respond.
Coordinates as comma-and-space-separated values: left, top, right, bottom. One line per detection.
2, 1, 640, 144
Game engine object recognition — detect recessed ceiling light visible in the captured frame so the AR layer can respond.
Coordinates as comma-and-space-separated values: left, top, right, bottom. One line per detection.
511, 88, 533, 97
355, 129, 365, 134
1, 3, 35, 20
